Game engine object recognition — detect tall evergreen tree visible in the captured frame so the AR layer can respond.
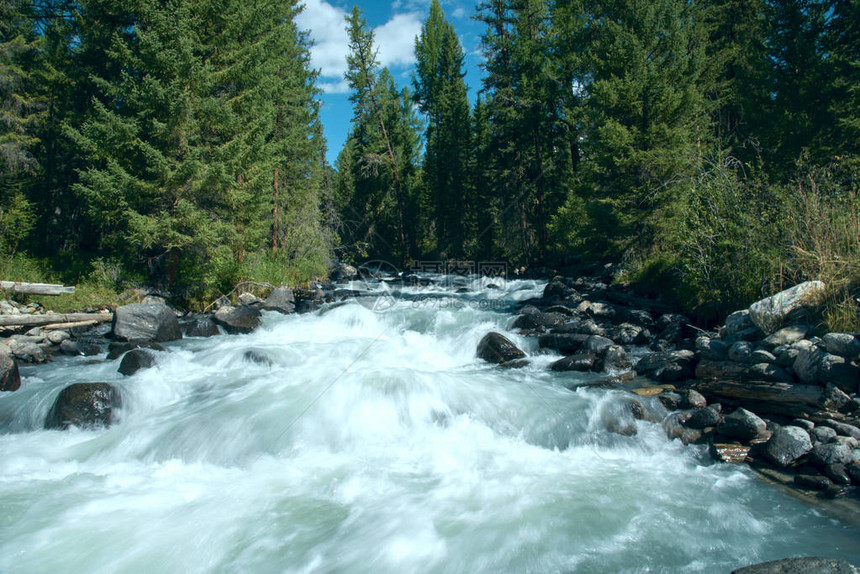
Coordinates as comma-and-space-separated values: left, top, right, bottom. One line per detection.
413, 0, 472, 258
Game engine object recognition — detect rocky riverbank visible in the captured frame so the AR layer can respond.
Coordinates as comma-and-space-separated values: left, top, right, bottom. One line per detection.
2, 269, 858, 568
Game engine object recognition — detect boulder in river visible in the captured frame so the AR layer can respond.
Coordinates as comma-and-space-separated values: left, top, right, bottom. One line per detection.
213, 305, 262, 335
717, 408, 767, 442
262, 287, 296, 315
765, 425, 813, 467
599, 345, 633, 373
44, 383, 122, 430
512, 311, 565, 331
731, 556, 860, 574
112, 302, 182, 343
635, 350, 696, 382
748, 280, 826, 334
538, 333, 589, 355
477, 332, 526, 365
59, 339, 101, 357
0, 350, 21, 392
118, 349, 156, 376
550, 353, 598, 372
185, 317, 221, 338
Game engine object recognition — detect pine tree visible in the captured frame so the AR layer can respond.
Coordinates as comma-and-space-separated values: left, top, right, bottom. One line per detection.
414, 0, 472, 258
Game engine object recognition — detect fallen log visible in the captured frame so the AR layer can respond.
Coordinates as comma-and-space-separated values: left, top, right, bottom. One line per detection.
0, 281, 75, 296
0, 313, 111, 328
43, 320, 100, 331
693, 379, 823, 418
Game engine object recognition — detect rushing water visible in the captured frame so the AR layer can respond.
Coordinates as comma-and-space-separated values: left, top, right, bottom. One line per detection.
1, 278, 858, 573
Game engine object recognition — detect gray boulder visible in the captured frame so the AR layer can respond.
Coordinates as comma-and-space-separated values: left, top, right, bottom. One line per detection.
823, 332, 860, 359
538, 333, 590, 355
722, 309, 754, 338
512, 311, 565, 331
765, 425, 813, 467
732, 557, 859, 574
44, 383, 122, 430
0, 350, 21, 392
59, 339, 101, 357
599, 345, 633, 372
213, 305, 262, 335
819, 383, 852, 412
686, 406, 722, 429
112, 303, 182, 343
477, 332, 526, 365
748, 363, 794, 383
728, 341, 754, 363
185, 317, 220, 338
811, 425, 838, 444
118, 350, 156, 376
582, 335, 615, 355
764, 325, 811, 348
809, 442, 855, 468
696, 336, 729, 361
794, 348, 859, 393
262, 287, 296, 314
748, 280, 826, 334
550, 353, 598, 372
718, 408, 767, 442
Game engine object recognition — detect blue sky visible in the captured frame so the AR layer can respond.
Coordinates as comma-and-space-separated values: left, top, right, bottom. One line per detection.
295, 0, 485, 164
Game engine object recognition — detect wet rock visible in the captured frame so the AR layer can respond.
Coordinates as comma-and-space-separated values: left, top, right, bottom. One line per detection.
552, 319, 606, 336
793, 347, 858, 392
823, 463, 852, 485
329, 263, 358, 283
512, 311, 565, 331
577, 300, 616, 320
213, 305, 262, 335
538, 333, 590, 355
44, 383, 122, 430
243, 349, 273, 366
819, 420, 860, 441
607, 323, 649, 346
550, 353, 597, 372
118, 349, 156, 376
112, 302, 182, 343
765, 425, 813, 467
662, 411, 704, 444
750, 349, 777, 364
59, 339, 101, 357
809, 442, 855, 468
695, 359, 750, 381
819, 383, 852, 412
295, 299, 321, 314
635, 351, 696, 383
747, 280, 826, 334
262, 287, 296, 315
657, 313, 692, 344
823, 484, 851, 498
811, 426, 838, 444
680, 389, 708, 410
477, 332, 526, 365
849, 463, 860, 484
500, 359, 530, 369
237, 293, 262, 307
9, 339, 47, 363
718, 408, 767, 442
764, 325, 811, 348
185, 317, 220, 338
582, 335, 614, 355
728, 341, 754, 363
658, 390, 683, 410
686, 406, 722, 429
791, 418, 815, 431
107, 340, 165, 361
696, 337, 729, 361
823, 332, 860, 359
542, 277, 580, 303
599, 345, 633, 373
0, 350, 21, 392
731, 557, 858, 574
794, 473, 832, 490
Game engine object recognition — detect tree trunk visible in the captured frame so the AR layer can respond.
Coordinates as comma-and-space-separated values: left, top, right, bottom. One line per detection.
0, 313, 112, 327
0, 282, 75, 296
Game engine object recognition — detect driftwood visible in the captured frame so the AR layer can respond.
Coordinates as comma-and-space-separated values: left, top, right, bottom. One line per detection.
0, 313, 111, 328
0, 281, 75, 296
693, 379, 823, 417
43, 320, 100, 331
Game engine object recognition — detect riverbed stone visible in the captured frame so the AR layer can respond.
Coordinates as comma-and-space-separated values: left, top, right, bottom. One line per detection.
635, 350, 696, 382
552, 318, 605, 336
44, 383, 122, 430
686, 406, 722, 429
262, 287, 296, 315
680, 389, 708, 410
696, 337, 729, 361
113, 302, 182, 343
599, 345, 633, 373
809, 442, 855, 468
722, 309, 754, 338
512, 311, 565, 331
213, 305, 262, 335
819, 420, 860, 441
582, 335, 615, 355
765, 425, 813, 467
794, 473, 832, 490
477, 332, 526, 364
819, 383, 852, 412
728, 341, 754, 363
118, 349, 156, 376
717, 408, 767, 442
823, 332, 860, 359
542, 278, 580, 303
550, 353, 597, 372
185, 317, 220, 338
10, 339, 47, 363
46, 330, 71, 345
0, 350, 21, 392
748, 280, 826, 334
59, 339, 101, 357
538, 333, 589, 355
748, 362, 794, 383
607, 323, 648, 346
764, 325, 811, 348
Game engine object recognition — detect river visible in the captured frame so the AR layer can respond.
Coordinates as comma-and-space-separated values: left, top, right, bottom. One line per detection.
1, 277, 858, 573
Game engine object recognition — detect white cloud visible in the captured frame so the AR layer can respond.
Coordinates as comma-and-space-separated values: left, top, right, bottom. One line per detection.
297, 1, 422, 94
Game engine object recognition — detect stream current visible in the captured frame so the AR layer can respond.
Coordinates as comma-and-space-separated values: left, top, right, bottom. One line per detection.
1, 277, 858, 573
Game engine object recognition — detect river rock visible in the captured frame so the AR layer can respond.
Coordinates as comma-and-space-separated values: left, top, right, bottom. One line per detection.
477, 332, 526, 364
794, 472, 832, 490
764, 325, 811, 349
582, 335, 614, 355
748, 363, 794, 383
44, 383, 122, 430
731, 557, 859, 574
118, 349, 156, 376
819, 420, 860, 441
552, 319, 605, 336
686, 406, 722, 429
9, 339, 47, 363
606, 323, 648, 346
542, 277, 580, 303
113, 302, 182, 343
748, 280, 826, 334
809, 442, 855, 468
59, 339, 101, 357
718, 408, 767, 442
185, 317, 220, 338
237, 293, 262, 307
329, 263, 358, 283
811, 425, 838, 444
551, 353, 597, 372
213, 305, 262, 335
107, 340, 165, 360
46, 330, 71, 345
0, 350, 21, 392
512, 311, 565, 331
823, 463, 852, 485
680, 389, 708, 409
728, 341, 754, 363
823, 332, 860, 359
765, 425, 813, 467
819, 383, 852, 412
599, 345, 633, 372
262, 287, 296, 314
722, 309, 754, 338
538, 333, 589, 355
696, 337, 729, 361
635, 351, 696, 383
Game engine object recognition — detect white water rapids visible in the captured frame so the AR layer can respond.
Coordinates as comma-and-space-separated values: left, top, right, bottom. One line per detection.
1, 278, 858, 573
